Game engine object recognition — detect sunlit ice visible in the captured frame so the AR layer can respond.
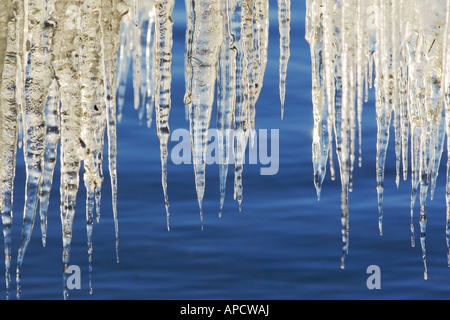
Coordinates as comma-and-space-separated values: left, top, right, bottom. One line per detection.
0, 0, 448, 299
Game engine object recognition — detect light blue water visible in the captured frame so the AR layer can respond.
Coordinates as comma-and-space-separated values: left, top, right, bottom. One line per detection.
9, 1, 450, 299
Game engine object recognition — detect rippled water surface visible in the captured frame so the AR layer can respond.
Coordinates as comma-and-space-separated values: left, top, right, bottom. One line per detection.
10, 1, 450, 299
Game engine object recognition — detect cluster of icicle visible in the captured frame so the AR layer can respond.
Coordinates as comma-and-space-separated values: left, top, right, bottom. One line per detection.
117, 0, 291, 229
305, 0, 450, 278
0, 0, 127, 299
0, 0, 291, 299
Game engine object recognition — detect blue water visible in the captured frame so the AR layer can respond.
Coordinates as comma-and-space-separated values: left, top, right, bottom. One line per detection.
9, 1, 450, 299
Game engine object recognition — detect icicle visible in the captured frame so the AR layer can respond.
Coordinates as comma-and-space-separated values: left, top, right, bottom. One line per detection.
115, 12, 131, 122
217, 0, 235, 217
184, 0, 194, 119
249, 0, 269, 133
17, 0, 55, 298
322, 0, 337, 182
79, 0, 107, 297
144, 5, 156, 128
51, 0, 83, 300
355, 0, 368, 168
231, 0, 250, 212
306, 0, 329, 201
278, 0, 290, 119
399, 3, 409, 183
374, 0, 393, 236
418, 0, 447, 280
391, 0, 401, 188
187, 0, 223, 226
38, 0, 58, 248
339, 0, 357, 268
0, 0, 20, 299
39, 79, 60, 248
101, 0, 128, 264
154, 0, 174, 231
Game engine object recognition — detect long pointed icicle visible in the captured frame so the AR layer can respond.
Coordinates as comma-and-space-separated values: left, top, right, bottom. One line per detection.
232, 0, 251, 212
306, 0, 329, 201
217, 0, 236, 217
188, 0, 223, 227
38, 0, 57, 248
356, 0, 367, 168
0, 0, 20, 299
391, 0, 401, 188
101, 0, 128, 265
374, 0, 393, 236
399, 1, 409, 183
322, 0, 337, 182
418, 0, 447, 280
154, 0, 174, 231
39, 78, 60, 248
80, 0, 106, 295
17, 0, 54, 298
278, 0, 290, 119
52, 0, 83, 300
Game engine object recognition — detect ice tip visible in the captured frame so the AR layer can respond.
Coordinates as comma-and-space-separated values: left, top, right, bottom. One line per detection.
198, 200, 204, 230
316, 188, 321, 201
200, 210, 204, 230
115, 243, 120, 263
166, 214, 170, 231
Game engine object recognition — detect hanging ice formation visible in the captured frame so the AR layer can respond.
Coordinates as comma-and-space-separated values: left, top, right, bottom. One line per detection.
0, 0, 292, 298
119, 0, 278, 225
0, 0, 128, 299
305, 0, 450, 277
1, 0, 448, 300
